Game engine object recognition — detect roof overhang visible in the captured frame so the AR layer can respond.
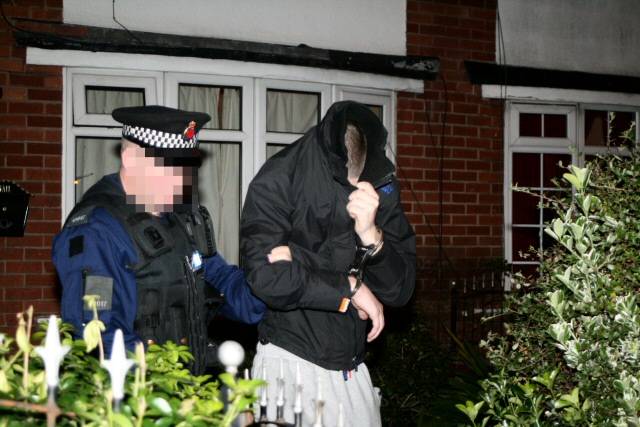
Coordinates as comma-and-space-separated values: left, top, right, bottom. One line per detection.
15, 25, 439, 82
465, 61, 640, 94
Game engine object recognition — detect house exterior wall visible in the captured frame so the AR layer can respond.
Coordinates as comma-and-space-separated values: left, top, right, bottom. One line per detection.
0, 0, 503, 332
0, 1, 71, 327
63, 0, 407, 56
399, 0, 501, 335
499, 0, 640, 77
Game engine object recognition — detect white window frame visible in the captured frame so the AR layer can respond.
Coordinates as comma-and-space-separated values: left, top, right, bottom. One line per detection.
63, 68, 163, 216
504, 99, 639, 288
71, 70, 162, 127
62, 63, 398, 223
577, 103, 639, 162
164, 72, 254, 202
334, 86, 396, 163
254, 79, 332, 170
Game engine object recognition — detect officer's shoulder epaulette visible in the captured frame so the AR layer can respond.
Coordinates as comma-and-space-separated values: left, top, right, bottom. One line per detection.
65, 205, 97, 228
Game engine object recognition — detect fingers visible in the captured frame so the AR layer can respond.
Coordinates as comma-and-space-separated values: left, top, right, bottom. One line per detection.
348, 185, 379, 204
267, 245, 292, 263
367, 306, 384, 342
357, 308, 369, 320
355, 181, 377, 196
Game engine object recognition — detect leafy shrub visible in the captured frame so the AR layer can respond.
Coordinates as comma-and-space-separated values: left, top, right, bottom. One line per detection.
0, 306, 261, 426
459, 151, 640, 426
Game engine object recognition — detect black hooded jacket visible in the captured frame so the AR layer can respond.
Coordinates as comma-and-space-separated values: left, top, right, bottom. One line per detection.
240, 101, 416, 370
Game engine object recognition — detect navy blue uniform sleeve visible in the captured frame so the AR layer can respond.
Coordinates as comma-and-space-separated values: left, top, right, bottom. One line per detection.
52, 209, 140, 353
203, 253, 265, 324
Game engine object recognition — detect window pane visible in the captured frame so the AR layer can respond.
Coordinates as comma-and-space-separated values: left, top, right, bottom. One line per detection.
512, 264, 538, 280
267, 143, 287, 159
367, 104, 383, 121
585, 110, 608, 146
179, 85, 241, 131
512, 153, 540, 187
75, 137, 121, 201
519, 113, 542, 137
610, 111, 634, 146
543, 114, 567, 138
542, 153, 570, 187
512, 191, 539, 225
267, 90, 319, 133
512, 227, 540, 261
85, 86, 144, 114
198, 142, 241, 264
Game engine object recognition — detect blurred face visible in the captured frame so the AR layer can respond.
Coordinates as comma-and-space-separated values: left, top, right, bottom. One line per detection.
121, 142, 194, 213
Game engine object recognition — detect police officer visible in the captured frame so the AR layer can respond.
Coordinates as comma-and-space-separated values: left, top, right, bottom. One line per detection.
53, 106, 265, 374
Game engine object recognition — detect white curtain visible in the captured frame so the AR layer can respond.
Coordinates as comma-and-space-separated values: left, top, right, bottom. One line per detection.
179, 86, 241, 264
266, 91, 318, 133
86, 88, 143, 114
75, 137, 121, 202
79, 85, 319, 265
179, 86, 240, 130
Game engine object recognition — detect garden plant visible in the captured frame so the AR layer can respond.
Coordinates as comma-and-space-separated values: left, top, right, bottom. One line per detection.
459, 130, 640, 426
0, 300, 262, 426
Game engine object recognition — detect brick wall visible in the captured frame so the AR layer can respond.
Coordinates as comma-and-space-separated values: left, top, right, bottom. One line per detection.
0, 0, 504, 335
399, 0, 503, 335
0, 1, 69, 330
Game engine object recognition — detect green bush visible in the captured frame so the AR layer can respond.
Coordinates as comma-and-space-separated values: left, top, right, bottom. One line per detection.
0, 306, 261, 426
459, 151, 640, 426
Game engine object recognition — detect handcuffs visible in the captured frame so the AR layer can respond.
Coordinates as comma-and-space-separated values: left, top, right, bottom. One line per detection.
347, 227, 384, 297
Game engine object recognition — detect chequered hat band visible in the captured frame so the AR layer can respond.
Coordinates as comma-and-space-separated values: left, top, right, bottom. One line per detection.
122, 125, 198, 149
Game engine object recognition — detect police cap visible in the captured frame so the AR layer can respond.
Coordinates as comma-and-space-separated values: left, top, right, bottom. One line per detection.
112, 105, 211, 166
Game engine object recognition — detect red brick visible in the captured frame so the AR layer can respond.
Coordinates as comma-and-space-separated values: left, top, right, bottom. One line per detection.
6, 155, 43, 167
21, 182, 43, 194
26, 221, 60, 234
25, 274, 57, 287
29, 207, 44, 220
5, 235, 44, 248
27, 142, 61, 155
0, 168, 24, 180
8, 102, 44, 114
43, 130, 62, 142
45, 103, 61, 115
25, 168, 60, 181
0, 275, 25, 287
29, 195, 60, 208
0, 248, 24, 260
0, 115, 27, 126
31, 9, 62, 22
9, 74, 45, 87
44, 156, 61, 168
8, 128, 44, 142
5, 288, 41, 301
27, 115, 61, 128
6, 261, 42, 274
30, 301, 61, 315
0, 58, 24, 73
41, 285, 59, 300
27, 89, 61, 101
2, 87, 28, 101
43, 208, 61, 221
44, 181, 61, 194
1, 143, 26, 154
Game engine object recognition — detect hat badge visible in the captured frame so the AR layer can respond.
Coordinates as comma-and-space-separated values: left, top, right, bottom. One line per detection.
183, 120, 197, 141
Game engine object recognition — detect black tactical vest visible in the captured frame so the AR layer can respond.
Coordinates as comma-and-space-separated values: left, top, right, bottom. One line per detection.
64, 175, 220, 374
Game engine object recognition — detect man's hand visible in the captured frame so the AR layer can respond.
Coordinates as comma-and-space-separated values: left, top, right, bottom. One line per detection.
349, 276, 384, 342
267, 245, 292, 263
346, 182, 381, 246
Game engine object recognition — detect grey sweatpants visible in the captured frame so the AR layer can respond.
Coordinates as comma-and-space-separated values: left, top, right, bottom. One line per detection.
251, 343, 382, 427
